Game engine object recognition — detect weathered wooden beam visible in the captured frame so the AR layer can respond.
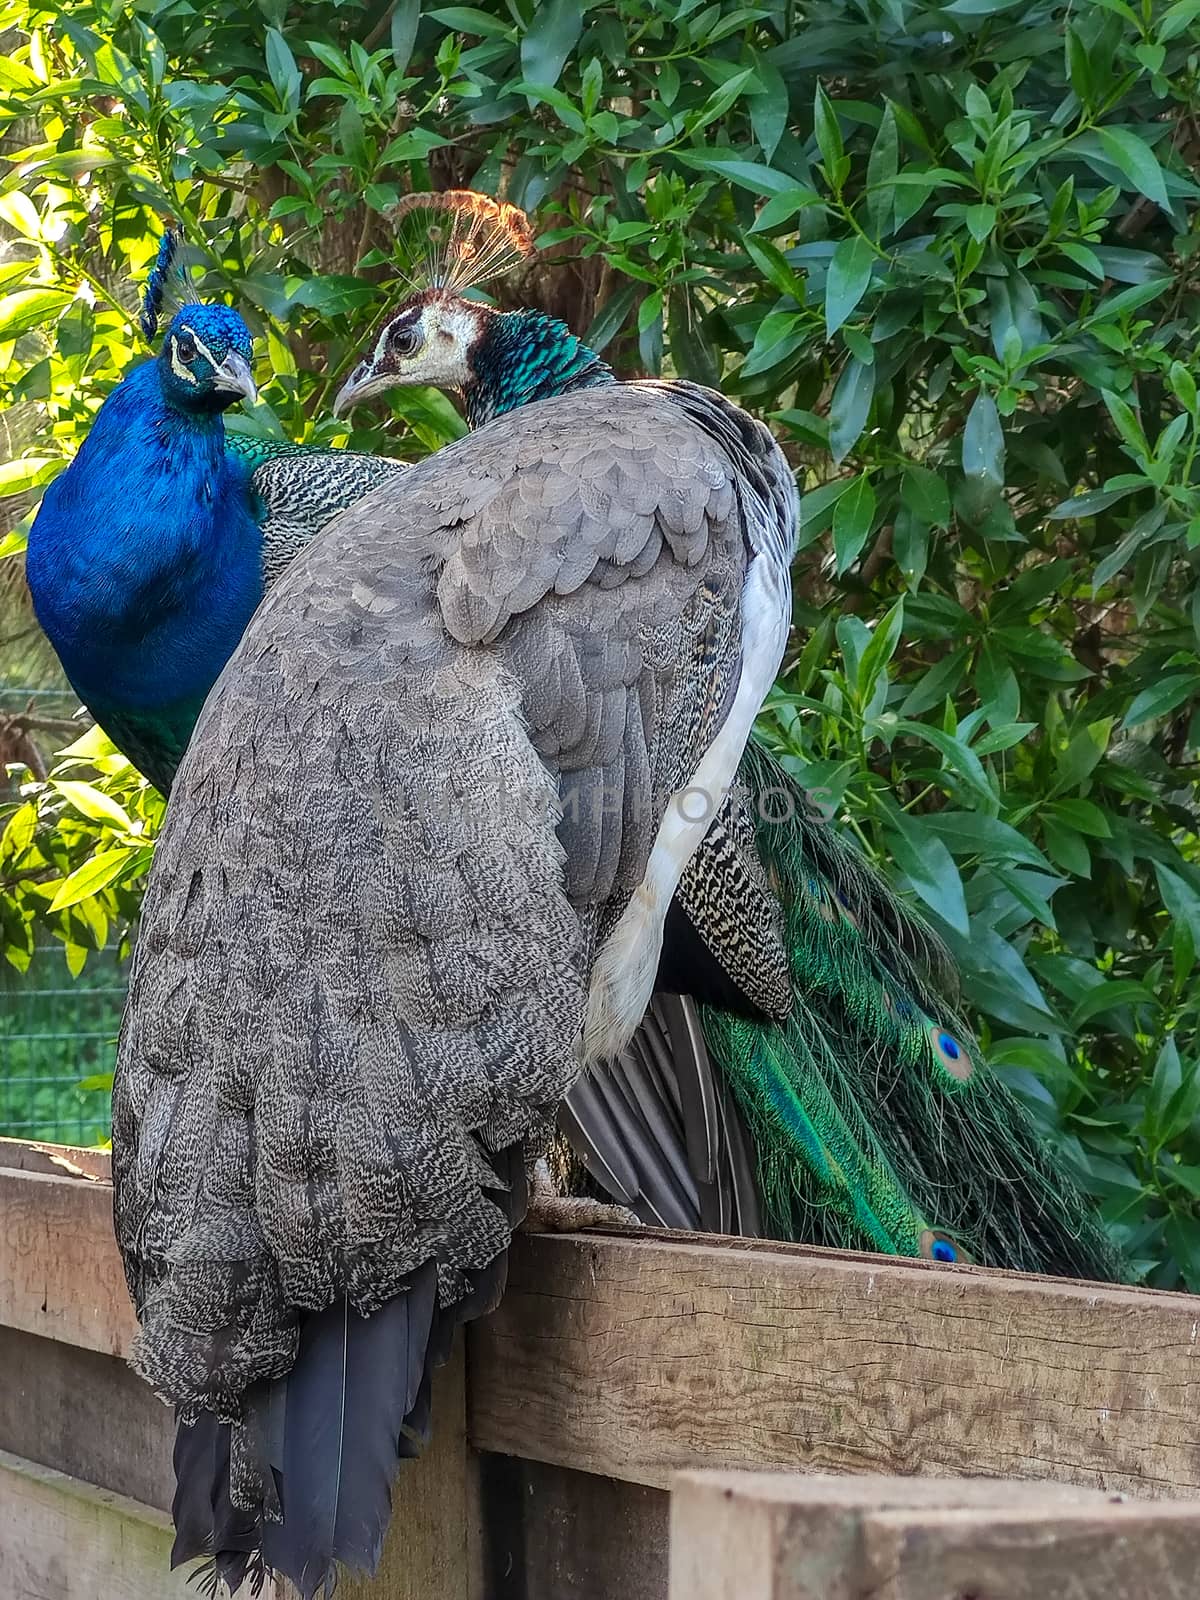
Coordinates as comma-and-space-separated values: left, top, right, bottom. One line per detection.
667, 1471, 1200, 1600
0, 1162, 132, 1356
7, 1145, 1200, 1519
470, 1232, 1200, 1499
0, 1447, 194, 1600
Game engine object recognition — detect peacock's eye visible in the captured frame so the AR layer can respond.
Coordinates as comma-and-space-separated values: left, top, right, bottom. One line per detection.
388, 323, 422, 358
176, 333, 197, 362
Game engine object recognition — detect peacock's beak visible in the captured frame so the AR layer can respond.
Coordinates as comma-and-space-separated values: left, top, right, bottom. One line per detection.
213, 351, 257, 404
332, 361, 388, 418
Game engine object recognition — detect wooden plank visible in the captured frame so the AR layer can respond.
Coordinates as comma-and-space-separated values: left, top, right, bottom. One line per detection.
667, 1471, 1200, 1600
0, 1164, 134, 1356
0, 1135, 112, 1181
478, 1456, 668, 1600
0, 1325, 173, 1511
469, 1232, 1200, 1499
0, 1447, 194, 1600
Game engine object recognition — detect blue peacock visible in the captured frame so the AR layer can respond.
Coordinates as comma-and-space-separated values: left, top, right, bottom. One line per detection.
25, 232, 402, 794
30, 205, 1124, 1292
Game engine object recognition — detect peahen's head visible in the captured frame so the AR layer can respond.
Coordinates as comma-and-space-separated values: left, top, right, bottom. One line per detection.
156, 304, 256, 416
334, 290, 486, 408
333, 290, 611, 428
333, 190, 611, 427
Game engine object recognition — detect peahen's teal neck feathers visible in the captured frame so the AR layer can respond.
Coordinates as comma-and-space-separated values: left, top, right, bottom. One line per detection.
465, 308, 613, 427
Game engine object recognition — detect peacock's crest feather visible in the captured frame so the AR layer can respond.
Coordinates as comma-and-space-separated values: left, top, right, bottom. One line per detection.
139, 228, 201, 343
389, 190, 535, 297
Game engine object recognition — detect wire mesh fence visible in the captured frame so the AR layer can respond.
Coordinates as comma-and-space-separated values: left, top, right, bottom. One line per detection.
1, 682, 122, 1146
0, 950, 123, 1144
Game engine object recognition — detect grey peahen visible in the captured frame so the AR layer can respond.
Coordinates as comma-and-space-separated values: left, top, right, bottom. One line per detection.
330, 192, 1128, 1281
112, 302, 798, 1594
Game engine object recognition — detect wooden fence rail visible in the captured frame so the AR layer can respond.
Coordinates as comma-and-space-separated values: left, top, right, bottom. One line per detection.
3, 1135, 1200, 1598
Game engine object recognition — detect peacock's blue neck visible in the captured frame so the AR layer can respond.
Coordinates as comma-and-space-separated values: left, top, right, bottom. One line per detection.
26, 360, 264, 725
464, 308, 614, 428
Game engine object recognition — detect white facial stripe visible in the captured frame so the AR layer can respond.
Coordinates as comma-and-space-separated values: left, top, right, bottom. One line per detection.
190, 332, 221, 370
169, 336, 198, 385
372, 318, 399, 369
169, 329, 230, 386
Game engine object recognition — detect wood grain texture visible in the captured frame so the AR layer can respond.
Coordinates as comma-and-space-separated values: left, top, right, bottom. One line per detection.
0, 1326, 173, 1510
0, 1448, 193, 1600
469, 1231, 1200, 1499
0, 1136, 112, 1181
668, 1471, 1200, 1600
0, 1165, 134, 1356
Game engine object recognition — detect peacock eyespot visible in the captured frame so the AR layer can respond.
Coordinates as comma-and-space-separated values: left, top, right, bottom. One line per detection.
176, 333, 197, 362
919, 1228, 967, 1264
926, 1020, 974, 1082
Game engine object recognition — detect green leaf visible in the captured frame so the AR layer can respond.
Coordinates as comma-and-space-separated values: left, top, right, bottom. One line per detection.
47, 848, 138, 912
1069, 980, 1158, 1029
857, 598, 905, 700
825, 235, 874, 338
829, 357, 875, 464
749, 58, 788, 161
1096, 127, 1169, 209
265, 27, 301, 107
1049, 483, 1144, 519
962, 391, 1004, 484
0, 288, 72, 340
1122, 674, 1200, 729
1101, 389, 1149, 459
677, 153, 799, 196
53, 780, 134, 833
0, 456, 58, 495
832, 473, 876, 574
965, 203, 996, 243
390, 0, 421, 73
813, 83, 843, 177
585, 284, 638, 352
901, 465, 950, 528
520, 0, 583, 93
865, 104, 898, 238
886, 812, 970, 936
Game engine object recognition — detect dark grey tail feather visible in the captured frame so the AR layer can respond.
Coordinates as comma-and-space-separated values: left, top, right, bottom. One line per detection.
172, 1140, 530, 1600
172, 1408, 263, 1595
257, 1266, 440, 1597
562, 996, 763, 1235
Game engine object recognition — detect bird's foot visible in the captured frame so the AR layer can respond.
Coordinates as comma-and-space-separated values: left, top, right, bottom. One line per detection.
521, 1157, 642, 1233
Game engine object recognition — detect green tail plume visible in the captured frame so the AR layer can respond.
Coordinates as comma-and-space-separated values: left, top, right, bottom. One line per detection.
702, 740, 1129, 1281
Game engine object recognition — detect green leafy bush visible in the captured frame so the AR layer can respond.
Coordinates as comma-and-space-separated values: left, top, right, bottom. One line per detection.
2, 0, 1200, 1282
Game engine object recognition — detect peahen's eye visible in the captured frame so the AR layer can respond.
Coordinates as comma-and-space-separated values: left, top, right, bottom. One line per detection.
388, 323, 422, 357
176, 333, 197, 362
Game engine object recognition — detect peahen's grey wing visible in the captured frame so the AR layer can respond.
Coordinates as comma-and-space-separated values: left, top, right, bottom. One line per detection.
113, 381, 790, 1593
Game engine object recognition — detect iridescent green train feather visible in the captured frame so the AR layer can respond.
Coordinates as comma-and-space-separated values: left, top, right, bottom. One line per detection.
700, 740, 1128, 1280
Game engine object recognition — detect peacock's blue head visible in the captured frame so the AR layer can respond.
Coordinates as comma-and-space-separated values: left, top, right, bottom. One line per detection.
156, 304, 256, 416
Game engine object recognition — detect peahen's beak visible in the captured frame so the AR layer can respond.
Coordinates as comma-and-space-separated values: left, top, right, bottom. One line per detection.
213, 351, 257, 404
332, 361, 387, 418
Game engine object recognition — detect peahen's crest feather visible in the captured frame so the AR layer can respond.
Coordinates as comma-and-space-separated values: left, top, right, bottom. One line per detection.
388, 190, 535, 297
